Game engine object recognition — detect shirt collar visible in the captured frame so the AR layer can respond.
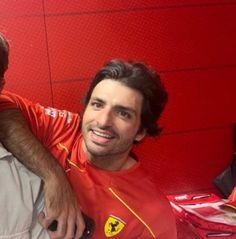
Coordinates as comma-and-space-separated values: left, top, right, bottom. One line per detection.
0, 142, 12, 158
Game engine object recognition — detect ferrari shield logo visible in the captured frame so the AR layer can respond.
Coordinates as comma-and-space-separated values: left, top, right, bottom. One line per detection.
104, 215, 126, 237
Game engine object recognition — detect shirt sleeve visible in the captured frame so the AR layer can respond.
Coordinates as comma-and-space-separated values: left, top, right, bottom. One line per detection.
0, 91, 81, 162
0, 90, 22, 110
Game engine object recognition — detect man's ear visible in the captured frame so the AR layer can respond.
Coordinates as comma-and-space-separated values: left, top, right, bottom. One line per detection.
134, 129, 146, 142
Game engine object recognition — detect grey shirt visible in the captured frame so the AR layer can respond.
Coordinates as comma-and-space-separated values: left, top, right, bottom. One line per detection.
0, 143, 49, 239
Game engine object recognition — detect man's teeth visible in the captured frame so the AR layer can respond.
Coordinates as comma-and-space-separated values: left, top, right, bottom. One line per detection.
93, 130, 113, 139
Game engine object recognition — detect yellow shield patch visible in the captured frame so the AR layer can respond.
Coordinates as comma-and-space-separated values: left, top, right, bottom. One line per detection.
104, 215, 126, 237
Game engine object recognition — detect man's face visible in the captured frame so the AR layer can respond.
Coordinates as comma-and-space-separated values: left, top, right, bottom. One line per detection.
82, 79, 145, 159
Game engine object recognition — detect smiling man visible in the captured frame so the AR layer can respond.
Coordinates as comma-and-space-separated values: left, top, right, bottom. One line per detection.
0, 59, 177, 238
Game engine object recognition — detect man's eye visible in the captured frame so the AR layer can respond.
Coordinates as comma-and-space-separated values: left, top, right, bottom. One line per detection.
91, 102, 102, 109
118, 111, 131, 119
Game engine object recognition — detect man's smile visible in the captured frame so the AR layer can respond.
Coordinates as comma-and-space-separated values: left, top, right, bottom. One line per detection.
89, 128, 116, 145
92, 129, 115, 139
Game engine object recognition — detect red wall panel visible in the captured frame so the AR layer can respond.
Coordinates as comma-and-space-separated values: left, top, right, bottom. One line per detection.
52, 79, 90, 112
45, 4, 236, 82
0, 0, 43, 16
44, 0, 236, 15
134, 126, 234, 193
0, 1, 52, 106
161, 68, 236, 132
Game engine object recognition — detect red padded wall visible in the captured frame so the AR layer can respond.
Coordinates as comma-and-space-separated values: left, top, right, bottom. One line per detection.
0, 1, 52, 106
1, 0, 236, 194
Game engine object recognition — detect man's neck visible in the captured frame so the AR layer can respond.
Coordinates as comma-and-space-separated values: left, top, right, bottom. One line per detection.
89, 155, 137, 171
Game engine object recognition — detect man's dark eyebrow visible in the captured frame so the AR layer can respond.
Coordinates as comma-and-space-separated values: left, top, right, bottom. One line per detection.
90, 97, 105, 104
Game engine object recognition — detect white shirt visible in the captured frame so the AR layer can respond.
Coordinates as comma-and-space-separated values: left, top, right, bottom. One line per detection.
0, 143, 49, 239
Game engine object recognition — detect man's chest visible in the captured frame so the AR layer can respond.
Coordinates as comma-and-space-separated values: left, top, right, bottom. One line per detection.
67, 166, 150, 238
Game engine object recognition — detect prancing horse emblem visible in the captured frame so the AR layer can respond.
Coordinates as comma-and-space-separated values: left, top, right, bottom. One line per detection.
104, 215, 126, 237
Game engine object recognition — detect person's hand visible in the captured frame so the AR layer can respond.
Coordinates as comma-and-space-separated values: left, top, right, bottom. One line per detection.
38, 167, 85, 239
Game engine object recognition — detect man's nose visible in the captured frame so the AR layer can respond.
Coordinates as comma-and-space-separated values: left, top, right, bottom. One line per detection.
96, 108, 113, 127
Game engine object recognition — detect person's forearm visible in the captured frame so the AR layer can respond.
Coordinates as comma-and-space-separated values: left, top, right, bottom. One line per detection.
0, 108, 62, 181
0, 108, 85, 238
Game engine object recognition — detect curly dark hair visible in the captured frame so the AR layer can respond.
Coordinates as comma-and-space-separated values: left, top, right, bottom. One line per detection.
84, 59, 168, 137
